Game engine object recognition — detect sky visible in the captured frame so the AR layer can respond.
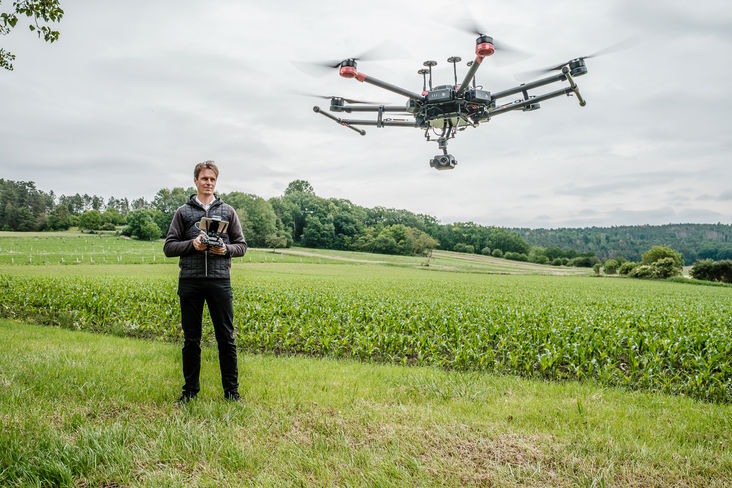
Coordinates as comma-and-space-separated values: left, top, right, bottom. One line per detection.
1, 0, 730, 228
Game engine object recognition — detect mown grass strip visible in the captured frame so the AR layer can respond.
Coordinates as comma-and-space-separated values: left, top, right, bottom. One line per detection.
1, 320, 730, 487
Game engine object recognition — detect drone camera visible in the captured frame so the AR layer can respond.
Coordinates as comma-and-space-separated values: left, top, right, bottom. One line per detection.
429, 154, 457, 170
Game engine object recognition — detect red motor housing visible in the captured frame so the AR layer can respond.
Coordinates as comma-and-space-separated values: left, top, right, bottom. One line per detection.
476, 42, 495, 57
339, 66, 358, 78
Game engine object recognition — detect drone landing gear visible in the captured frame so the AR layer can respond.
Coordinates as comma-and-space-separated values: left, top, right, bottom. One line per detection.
429, 136, 457, 170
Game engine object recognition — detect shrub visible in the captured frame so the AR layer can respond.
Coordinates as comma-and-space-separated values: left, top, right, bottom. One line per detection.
551, 258, 563, 266
491, 248, 503, 258
618, 261, 638, 275
653, 257, 681, 278
481, 247, 492, 256
691, 259, 732, 283
568, 256, 599, 268
453, 243, 475, 254
504, 252, 528, 262
603, 258, 619, 274
629, 264, 655, 279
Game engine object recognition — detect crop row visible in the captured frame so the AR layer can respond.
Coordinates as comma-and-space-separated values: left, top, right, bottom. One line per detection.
1, 271, 730, 402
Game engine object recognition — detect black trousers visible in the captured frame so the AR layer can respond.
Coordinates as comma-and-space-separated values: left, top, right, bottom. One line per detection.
178, 278, 238, 395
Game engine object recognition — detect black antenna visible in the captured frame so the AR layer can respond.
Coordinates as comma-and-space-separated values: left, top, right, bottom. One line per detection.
417, 68, 429, 92
466, 60, 476, 88
447, 56, 462, 85
423, 60, 437, 90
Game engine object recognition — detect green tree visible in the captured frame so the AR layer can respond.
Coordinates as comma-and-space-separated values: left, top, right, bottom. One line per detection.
603, 258, 619, 274
284, 179, 314, 195
123, 209, 162, 240
1, 0, 64, 71
642, 245, 684, 268
78, 209, 102, 231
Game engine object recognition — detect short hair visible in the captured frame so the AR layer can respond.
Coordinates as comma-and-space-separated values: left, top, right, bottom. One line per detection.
194, 160, 219, 179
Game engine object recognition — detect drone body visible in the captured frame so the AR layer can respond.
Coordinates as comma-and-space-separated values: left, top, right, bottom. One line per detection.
312, 34, 591, 170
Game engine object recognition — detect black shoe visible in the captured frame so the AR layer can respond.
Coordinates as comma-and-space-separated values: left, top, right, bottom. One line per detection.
224, 391, 240, 402
174, 393, 197, 406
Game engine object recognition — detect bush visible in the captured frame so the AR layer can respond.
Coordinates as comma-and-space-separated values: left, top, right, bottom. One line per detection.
551, 258, 563, 266
618, 261, 638, 275
593, 263, 602, 275
491, 248, 503, 258
481, 247, 492, 256
504, 252, 528, 262
653, 257, 681, 278
453, 243, 475, 254
568, 256, 599, 268
642, 245, 684, 268
603, 258, 619, 274
691, 259, 732, 283
629, 264, 655, 279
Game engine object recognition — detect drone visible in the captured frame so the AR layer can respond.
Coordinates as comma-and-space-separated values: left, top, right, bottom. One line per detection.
311, 32, 600, 170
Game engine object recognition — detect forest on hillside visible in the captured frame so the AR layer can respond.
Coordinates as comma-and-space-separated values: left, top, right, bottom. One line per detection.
514, 224, 732, 263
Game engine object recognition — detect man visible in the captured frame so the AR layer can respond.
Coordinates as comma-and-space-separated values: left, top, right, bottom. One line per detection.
164, 161, 247, 405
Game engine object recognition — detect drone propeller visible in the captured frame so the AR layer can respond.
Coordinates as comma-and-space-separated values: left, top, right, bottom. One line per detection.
300, 93, 384, 105
295, 40, 407, 74
520, 38, 638, 78
453, 15, 529, 58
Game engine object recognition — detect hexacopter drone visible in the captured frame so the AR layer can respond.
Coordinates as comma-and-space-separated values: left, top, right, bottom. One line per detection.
311, 31, 605, 170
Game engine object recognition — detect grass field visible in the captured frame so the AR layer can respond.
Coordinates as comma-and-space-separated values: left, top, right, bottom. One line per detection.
1, 320, 730, 487
1, 232, 731, 486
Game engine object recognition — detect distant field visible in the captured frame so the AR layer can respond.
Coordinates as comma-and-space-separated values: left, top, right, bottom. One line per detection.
0, 232, 592, 275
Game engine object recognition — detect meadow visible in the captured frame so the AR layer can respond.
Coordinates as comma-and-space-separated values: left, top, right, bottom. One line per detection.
2, 233, 731, 486
1, 233, 729, 403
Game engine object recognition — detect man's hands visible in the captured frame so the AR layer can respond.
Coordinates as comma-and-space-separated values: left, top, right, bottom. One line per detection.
193, 235, 227, 255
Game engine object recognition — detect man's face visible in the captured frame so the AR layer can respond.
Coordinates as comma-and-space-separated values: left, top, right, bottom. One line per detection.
194, 168, 217, 198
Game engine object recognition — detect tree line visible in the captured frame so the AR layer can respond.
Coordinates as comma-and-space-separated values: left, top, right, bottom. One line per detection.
1, 178, 538, 259
8, 177, 729, 273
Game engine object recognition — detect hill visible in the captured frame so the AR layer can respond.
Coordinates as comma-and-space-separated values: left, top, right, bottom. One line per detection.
513, 223, 732, 262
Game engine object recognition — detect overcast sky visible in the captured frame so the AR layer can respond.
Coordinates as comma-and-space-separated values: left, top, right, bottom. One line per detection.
1, 0, 730, 228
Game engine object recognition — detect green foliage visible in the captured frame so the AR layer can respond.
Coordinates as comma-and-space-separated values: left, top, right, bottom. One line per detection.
0, 179, 53, 231
603, 258, 619, 274
123, 209, 163, 241
618, 261, 638, 275
453, 243, 475, 254
629, 264, 656, 279
480, 247, 491, 256
516, 224, 732, 263
593, 263, 601, 275
504, 252, 528, 262
551, 258, 563, 266
227, 192, 278, 248
284, 179, 314, 195
568, 255, 599, 268
491, 248, 503, 258
0, 0, 64, 71
77, 210, 102, 232
642, 245, 684, 268
691, 259, 732, 283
